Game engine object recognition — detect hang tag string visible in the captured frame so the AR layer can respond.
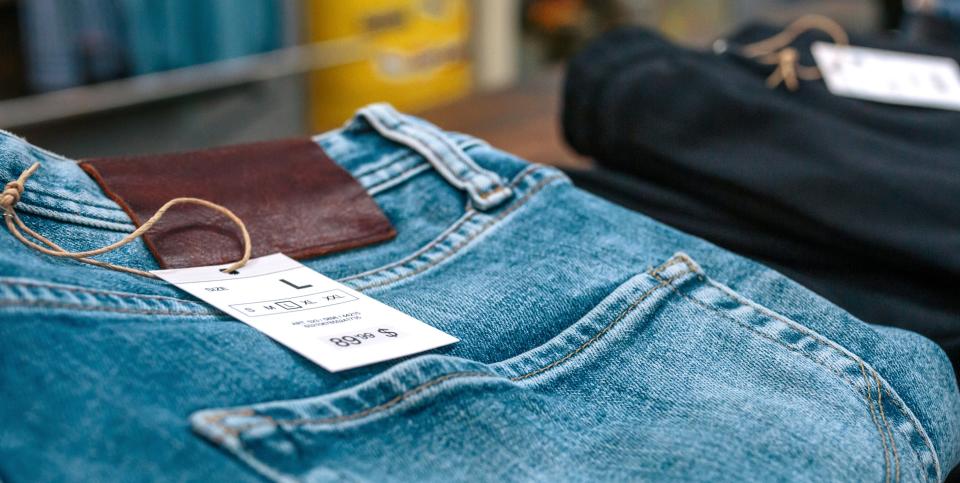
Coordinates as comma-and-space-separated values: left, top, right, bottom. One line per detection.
739, 14, 849, 91
1, 162, 252, 279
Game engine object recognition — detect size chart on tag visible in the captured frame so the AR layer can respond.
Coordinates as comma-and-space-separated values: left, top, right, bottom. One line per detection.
812, 41, 960, 110
153, 253, 458, 372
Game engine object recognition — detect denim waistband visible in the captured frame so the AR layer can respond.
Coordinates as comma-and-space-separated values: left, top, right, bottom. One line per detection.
0, 103, 520, 233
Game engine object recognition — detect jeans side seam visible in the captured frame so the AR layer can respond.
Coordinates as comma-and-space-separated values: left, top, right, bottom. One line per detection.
655, 273, 935, 482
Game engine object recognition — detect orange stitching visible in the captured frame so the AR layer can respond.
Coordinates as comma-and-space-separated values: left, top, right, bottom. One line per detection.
657, 272, 932, 480
699, 277, 933, 480
648, 254, 696, 277
651, 274, 863, 397
213, 371, 493, 434
476, 184, 507, 200
861, 359, 891, 483
511, 274, 682, 382
873, 368, 901, 483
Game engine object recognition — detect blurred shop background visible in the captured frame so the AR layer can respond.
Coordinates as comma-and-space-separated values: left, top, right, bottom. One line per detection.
0, 0, 954, 162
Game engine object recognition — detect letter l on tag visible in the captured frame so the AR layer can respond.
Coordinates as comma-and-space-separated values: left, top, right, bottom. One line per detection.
153, 253, 458, 372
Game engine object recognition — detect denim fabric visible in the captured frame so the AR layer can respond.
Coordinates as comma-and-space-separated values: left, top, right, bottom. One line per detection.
0, 105, 957, 482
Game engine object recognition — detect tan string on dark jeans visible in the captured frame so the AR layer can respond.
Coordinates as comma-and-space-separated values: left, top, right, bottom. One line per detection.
739, 14, 849, 91
0, 162, 252, 279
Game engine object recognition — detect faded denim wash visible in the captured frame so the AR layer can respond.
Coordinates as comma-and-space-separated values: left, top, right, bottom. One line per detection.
0, 104, 958, 482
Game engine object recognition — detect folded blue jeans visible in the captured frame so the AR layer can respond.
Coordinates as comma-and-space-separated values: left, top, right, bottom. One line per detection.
1, 104, 957, 482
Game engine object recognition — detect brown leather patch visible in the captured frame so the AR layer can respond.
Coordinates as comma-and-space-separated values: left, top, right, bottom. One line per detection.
79, 138, 395, 269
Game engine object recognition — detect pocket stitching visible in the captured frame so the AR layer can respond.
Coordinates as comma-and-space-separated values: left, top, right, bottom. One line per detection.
209, 370, 494, 436
215, 267, 689, 436
511, 269, 683, 382
654, 272, 934, 482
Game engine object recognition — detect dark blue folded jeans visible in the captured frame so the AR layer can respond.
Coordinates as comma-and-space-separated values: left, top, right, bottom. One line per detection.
1, 104, 957, 482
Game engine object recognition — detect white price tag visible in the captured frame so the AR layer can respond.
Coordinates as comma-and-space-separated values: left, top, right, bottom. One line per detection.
154, 253, 458, 372
812, 41, 960, 110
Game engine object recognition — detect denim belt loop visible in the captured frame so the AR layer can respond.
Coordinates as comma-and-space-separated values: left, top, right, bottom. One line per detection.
358, 103, 513, 211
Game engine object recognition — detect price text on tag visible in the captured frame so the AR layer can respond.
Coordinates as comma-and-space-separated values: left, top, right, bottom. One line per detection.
153, 253, 458, 372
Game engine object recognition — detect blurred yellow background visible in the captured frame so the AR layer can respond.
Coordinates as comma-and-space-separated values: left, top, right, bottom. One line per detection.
306, 0, 472, 130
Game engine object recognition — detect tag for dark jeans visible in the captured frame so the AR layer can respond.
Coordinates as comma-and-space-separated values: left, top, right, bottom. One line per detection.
80, 138, 396, 268
812, 42, 960, 110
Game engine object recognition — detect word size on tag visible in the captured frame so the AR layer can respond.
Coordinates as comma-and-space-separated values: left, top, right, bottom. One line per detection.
153, 253, 458, 372
811, 41, 960, 111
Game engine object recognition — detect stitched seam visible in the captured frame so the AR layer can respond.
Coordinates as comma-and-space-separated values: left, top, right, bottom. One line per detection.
0, 279, 208, 305
354, 173, 566, 292
511, 273, 681, 382
0, 300, 223, 316
0, 171, 563, 314
339, 165, 546, 284
1, 168, 558, 313
416, 127, 505, 200
861, 359, 892, 483
24, 186, 122, 210
338, 165, 562, 284
358, 152, 422, 189
219, 261, 686, 436
378, 108, 493, 192
19, 199, 128, 224
366, 163, 431, 197
349, 145, 421, 179
657, 274, 931, 480
654, 276, 862, 400
874, 369, 902, 483
701, 278, 935, 481
648, 256, 695, 278
213, 371, 494, 435
362, 111, 468, 193
339, 211, 480, 284
15, 203, 135, 232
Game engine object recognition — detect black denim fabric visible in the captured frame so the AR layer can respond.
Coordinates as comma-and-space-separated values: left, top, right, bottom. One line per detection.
561, 24, 960, 379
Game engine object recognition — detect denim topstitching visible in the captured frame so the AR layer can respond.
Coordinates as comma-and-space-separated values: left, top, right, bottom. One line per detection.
199, 264, 692, 438
204, 255, 939, 483
0, 166, 568, 315
651, 271, 939, 482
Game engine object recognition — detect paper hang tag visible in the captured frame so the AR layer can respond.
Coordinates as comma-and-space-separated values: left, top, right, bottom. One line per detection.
153, 254, 458, 372
811, 41, 960, 111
